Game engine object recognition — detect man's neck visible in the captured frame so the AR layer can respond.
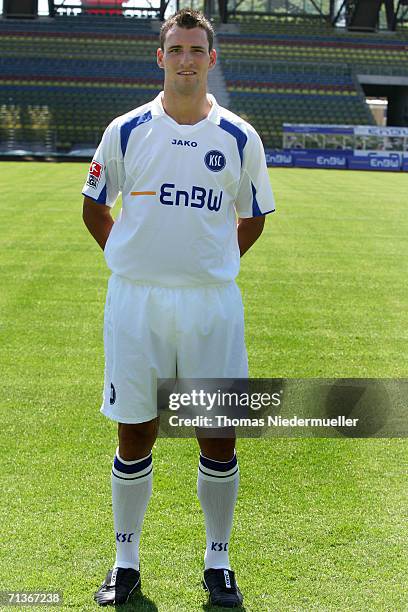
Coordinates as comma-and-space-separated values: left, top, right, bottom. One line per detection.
161, 91, 212, 125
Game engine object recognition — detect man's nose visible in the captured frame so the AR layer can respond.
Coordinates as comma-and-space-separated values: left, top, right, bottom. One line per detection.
179, 51, 194, 64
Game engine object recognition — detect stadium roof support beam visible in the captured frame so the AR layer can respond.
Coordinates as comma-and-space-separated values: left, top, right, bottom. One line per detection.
332, 0, 398, 29
307, 0, 327, 18
347, 0, 383, 31
331, 0, 347, 25
227, 0, 329, 20
384, 0, 396, 28
159, 0, 170, 20
394, 0, 408, 27
218, 0, 228, 23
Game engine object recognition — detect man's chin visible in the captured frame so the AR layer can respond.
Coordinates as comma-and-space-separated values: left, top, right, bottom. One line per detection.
173, 81, 201, 96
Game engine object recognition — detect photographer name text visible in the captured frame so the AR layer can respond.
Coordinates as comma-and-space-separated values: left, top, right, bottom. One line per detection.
168, 415, 359, 428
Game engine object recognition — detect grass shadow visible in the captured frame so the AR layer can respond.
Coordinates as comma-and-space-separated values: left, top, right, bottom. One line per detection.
202, 603, 247, 611
114, 590, 158, 611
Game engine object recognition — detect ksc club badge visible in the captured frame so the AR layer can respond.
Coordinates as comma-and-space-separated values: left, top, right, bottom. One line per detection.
205, 150, 226, 172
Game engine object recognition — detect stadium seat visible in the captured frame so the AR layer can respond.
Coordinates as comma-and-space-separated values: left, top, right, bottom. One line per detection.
1, 13, 407, 150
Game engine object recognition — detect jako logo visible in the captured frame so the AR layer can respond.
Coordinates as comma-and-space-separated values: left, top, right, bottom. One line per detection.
160, 183, 223, 212
205, 150, 226, 172
316, 156, 346, 167
172, 139, 197, 147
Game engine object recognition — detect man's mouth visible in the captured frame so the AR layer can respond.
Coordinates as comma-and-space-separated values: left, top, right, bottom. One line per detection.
177, 71, 196, 75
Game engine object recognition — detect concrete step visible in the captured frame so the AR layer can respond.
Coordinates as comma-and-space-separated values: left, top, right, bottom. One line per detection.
208, 39, 230, 109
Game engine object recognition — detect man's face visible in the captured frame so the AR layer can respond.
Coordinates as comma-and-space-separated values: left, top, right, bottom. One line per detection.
157, 25, 216, 96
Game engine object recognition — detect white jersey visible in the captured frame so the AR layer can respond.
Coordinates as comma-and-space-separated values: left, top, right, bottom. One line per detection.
82, 92, 275, 287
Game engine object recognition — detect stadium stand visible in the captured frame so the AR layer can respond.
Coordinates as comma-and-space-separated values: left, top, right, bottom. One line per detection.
0, 16, 161, 152
218, 18, 408, 146
0, 13, 407, 153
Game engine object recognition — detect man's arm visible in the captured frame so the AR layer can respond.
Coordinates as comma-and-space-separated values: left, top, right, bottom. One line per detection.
83, 196, 114, 250
237, 216, 265, 257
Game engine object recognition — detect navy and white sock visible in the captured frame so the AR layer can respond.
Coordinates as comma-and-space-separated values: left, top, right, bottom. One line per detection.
197, 451, 239, 570
111, 448, 153, 571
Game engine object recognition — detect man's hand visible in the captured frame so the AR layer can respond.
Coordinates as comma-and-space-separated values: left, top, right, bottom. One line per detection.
237, 216, 265, 257
83, 197, 114, 250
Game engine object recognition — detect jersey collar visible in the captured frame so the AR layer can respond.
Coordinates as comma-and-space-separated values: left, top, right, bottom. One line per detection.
151, 91, 219, 126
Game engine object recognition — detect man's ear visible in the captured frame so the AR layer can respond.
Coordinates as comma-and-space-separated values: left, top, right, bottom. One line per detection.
209, 48, 217, 70
157, 48, 164, 69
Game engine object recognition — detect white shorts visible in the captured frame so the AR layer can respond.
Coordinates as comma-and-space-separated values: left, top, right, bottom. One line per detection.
101, 274, 248, 423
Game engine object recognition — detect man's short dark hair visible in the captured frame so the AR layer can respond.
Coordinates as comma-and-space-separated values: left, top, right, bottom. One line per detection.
160, 9, 214, 52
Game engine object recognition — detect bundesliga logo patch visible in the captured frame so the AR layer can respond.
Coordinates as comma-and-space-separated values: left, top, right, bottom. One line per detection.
87, 161, 103, 189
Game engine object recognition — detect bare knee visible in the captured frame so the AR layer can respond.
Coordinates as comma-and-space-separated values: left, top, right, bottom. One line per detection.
197, 433, 236, 462
118, 418, 159, 461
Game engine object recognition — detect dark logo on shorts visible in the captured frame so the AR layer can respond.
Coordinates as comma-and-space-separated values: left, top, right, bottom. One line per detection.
205, 150, 226, 172
110, 383, 116, 405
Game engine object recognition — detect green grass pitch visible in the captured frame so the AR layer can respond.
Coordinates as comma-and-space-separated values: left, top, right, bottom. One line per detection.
0, 162, 407, 611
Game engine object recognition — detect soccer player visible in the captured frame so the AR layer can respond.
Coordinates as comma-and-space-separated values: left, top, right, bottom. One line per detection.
82, 8, 275, 608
